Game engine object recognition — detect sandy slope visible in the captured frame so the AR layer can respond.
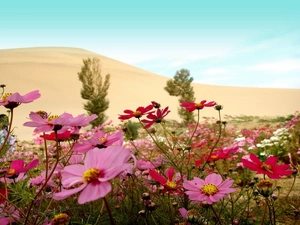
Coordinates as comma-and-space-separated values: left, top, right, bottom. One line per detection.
1, 47, 300, 141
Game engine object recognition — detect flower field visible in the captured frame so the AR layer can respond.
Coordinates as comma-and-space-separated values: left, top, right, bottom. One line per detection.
0, 88, 299, 225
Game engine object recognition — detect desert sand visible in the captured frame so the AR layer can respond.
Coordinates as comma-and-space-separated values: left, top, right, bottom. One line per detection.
0, 47, 300, 141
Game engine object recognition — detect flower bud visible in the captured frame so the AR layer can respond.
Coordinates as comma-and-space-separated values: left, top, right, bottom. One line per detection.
214, 105, 223, 111
51, 213, 69, 225
146, 201, 158, 211
141, 192, 151, 201
138, 210, 146, 216
257, 179, 274, 197
187, 209, 201, 223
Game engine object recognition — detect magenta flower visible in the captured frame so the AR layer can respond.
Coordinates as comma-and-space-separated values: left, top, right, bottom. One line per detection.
73, 130, 123, 153
183, 173, 235, 204
0, 90, 41, 109
118, 104, 154, 120
242, 153, 294, 179
53, 146, 132, 204
141, 107, 170, 129
4, 158, 39, 178
149, 167, 183, 194
181, 100, 216, 112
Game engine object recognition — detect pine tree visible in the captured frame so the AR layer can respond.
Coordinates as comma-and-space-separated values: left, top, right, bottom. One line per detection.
78, 58, 110, 127
164, 69, 196, 124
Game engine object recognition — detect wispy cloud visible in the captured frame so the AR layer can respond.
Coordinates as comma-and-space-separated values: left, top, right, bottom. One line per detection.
202, 68, 229, 75
194, 75, 234, 84
249, 59, 300, 72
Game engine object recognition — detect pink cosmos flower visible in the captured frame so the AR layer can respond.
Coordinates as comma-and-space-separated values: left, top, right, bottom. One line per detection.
183, 173, 235, 204
0, 90, 41, 109
73, 130, 123, 153
0, 203, 19, 225
141, 107, 170, 129
149, 167, 183, 194
53, 146, 132, 204
242, 153, 294, 179
23, 111, 69, 133
136, 159, 162, 170
59, 113, 98, 134
118, 104, 154, 120
180, 100, 216, 112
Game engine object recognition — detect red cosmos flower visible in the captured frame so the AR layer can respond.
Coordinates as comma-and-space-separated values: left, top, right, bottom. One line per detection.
118, 104, 154, 120
0, 90, 41, 109
4, 158, 39, 179
41, 130, 71, 141
207, 146, 239, 162
180, 100, 216, 112
141, 107, 170, 129
149, 167, 184, 194
242, 154, 294, 179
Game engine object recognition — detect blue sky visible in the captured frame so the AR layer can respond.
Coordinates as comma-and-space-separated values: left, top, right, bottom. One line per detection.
1, 0, 300, 88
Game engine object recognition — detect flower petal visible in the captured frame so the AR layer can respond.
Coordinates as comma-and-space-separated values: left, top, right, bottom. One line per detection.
53, 183, 87, 201
78, 181, 111, 204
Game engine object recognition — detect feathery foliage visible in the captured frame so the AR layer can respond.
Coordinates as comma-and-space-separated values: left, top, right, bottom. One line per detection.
78, 58, 110, 127
164, 68, 196, 124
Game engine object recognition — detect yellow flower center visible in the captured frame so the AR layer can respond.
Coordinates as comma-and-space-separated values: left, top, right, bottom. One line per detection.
48, 115, 59, 122
51, 213, 69, 225
98, 137, 107, 143
133, 110, 142, 117
194, 103, 203, 108
83, 168, 101, 182
7, 168, 15, 175
210, 153, 218, 159
166, 181, 177, 190
201, 183, 219, 196
2, 93, 12, 101
261, 163, 273, 173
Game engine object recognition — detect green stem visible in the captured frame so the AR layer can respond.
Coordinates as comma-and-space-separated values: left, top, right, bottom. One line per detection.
261, 199, 268, 225
24, 131, 60, 225
150, 213, 159, 225
139, 119, 181, 171
211, 204, 222, 225
199, 111, 223, 171
104, 197, 116, 225
186, 110, 200, 145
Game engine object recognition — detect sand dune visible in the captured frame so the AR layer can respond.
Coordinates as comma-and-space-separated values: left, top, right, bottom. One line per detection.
1, 47, 299, 141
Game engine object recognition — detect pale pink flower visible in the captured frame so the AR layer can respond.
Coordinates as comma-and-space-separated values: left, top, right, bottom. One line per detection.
59, 113, 98, 133
0, 203, 19, 224
0, 90, 40, 109
73, 130, 123, 153
53, 146, 132, 204
23, 112, 69, 133
183, 173, 235, 204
